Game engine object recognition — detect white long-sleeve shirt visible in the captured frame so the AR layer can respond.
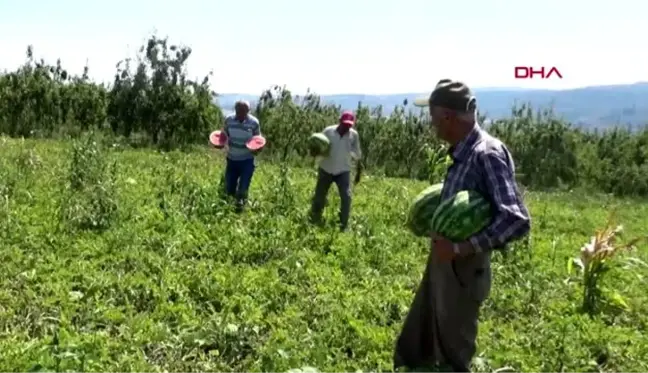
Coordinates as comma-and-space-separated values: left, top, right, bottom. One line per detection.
318, 125, 362, 175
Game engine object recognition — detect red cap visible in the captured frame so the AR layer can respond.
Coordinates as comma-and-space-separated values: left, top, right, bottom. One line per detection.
340, 111, 355, 127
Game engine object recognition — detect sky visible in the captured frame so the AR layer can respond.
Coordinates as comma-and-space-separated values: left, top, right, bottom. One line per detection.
0, 0, 646, 95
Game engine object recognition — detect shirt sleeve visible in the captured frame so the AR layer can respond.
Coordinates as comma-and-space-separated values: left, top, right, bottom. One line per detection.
467, 149, 531, 252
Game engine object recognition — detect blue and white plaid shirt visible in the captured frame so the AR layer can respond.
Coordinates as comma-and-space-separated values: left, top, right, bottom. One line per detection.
440, 124, 530, 252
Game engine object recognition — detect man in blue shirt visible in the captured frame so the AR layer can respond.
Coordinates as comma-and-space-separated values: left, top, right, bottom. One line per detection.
222, 100, 261, 211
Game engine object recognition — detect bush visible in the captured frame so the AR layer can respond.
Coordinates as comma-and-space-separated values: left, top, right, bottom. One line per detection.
2, 35, 648, 196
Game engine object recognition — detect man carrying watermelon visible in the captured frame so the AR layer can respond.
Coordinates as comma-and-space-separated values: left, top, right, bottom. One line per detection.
394, 80, 531, 372
309, 111, 362, 232
220, 100, 262, 212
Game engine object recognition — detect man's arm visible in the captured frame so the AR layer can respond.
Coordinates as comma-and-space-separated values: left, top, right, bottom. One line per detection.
350, 132, 362, 160
458, 149, 530, 254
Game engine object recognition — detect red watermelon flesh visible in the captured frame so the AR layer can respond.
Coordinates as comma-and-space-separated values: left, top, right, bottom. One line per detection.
246, 135, 266, 151
209, 130, 227, 148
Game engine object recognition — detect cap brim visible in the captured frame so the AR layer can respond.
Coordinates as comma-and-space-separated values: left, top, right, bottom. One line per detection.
412, 96, 430, 107
341, 120, 355, 126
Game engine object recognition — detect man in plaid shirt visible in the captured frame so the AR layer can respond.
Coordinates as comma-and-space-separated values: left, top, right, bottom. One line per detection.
394, 79, 531, 372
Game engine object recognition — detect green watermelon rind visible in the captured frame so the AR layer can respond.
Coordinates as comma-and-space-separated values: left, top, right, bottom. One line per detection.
433, 191, 472, 233
433, 192, 476, 234
406, 183, 444, 237
407, 183, 494, 240
308, 133, 330, 156
430, 190, 492, 241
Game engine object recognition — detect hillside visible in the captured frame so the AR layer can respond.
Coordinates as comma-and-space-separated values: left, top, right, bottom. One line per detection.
216, 82, 648, 129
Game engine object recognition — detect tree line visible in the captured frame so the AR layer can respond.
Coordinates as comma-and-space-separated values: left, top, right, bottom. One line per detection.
1, 35, 647, 196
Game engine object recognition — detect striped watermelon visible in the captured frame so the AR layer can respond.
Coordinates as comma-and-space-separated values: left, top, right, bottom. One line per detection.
406, 183, 444, 237
430, 190, 492, 241
308, 133, 330, 156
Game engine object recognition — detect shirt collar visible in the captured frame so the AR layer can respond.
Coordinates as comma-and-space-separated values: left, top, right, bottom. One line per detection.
449, 124, 482, 162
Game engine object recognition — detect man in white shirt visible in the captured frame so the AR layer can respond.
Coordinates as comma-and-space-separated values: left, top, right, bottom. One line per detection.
309, 111, 362, 231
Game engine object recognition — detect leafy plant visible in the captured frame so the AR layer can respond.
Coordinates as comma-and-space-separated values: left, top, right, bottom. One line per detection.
568, 212, 647, 315
59, 133, 118, 231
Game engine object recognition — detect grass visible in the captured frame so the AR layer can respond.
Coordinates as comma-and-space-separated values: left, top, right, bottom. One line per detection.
0, 135, 647, 372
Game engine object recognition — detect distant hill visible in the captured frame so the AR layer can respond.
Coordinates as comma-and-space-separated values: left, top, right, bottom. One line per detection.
215, 82, 648, 129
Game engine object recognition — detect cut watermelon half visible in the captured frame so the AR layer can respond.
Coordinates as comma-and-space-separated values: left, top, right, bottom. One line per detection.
246, 135, 266, 151
209, 130, 227, 148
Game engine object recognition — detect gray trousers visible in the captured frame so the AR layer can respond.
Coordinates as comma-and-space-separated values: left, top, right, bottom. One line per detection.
394, 249, 492, 372
310, 168, 351, 229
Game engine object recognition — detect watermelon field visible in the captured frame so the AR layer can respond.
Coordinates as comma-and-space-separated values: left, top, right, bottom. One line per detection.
2, 35, 648, 372
1, 135, 647, 372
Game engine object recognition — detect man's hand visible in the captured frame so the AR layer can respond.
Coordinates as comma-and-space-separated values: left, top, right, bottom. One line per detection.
432, 233, 476, 261
431, 233, 457, 262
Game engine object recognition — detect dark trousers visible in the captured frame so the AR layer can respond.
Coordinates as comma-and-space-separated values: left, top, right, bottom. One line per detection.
224, 157, 255, 203
394, 249, 491, 373
310, 168, 351, 229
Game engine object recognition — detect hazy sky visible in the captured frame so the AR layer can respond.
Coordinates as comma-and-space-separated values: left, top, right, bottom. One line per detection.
1, 0, 645, 94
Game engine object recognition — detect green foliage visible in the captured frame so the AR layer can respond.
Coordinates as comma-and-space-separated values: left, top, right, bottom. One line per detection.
0, 46, 107, 137
2, 32, 648, 373
58, 133, 118, 231
0, 35, 222, 150
0, 137, 647, 371
487, 105, 648, 196
106, 36, 222, 150
426, 145, 452, 184
2, 36, 648, 196
566, 216, 648, 316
